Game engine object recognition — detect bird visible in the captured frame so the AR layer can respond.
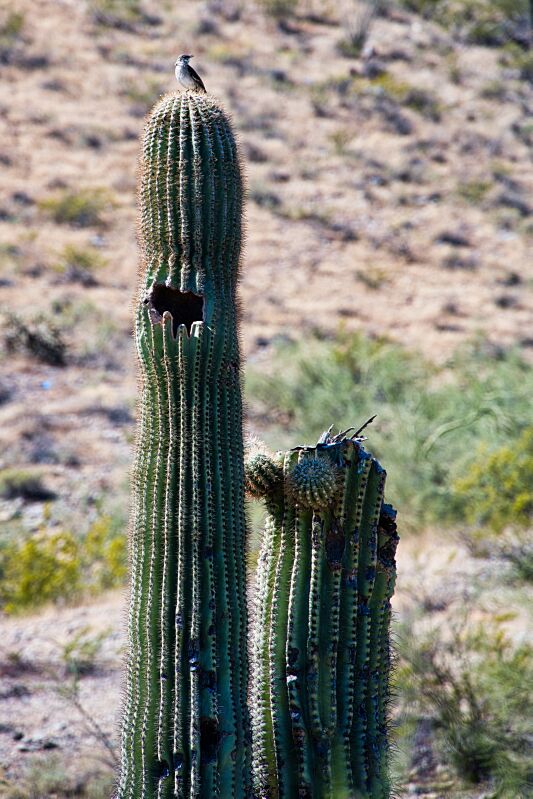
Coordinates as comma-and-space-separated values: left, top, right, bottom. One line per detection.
175, 54, 207, 93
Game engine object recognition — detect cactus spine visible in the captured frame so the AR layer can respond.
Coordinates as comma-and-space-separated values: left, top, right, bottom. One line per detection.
117, 93, 249, 799
249, 437, 399, 799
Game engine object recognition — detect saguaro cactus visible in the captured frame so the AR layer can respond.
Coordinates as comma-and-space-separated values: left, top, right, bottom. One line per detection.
117, 93, 249, 798
249, 434, 398, 799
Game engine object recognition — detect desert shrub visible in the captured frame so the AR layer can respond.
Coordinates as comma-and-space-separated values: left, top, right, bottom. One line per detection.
0, 512, 127, 612
0, 530, 81, 613
500, 42, 533, 83
398, 616, 533, 794
57, 244, 105, 283
338, 0, 383, 58
2, 312, 66, 365
121, 77, 166, 117
84, 516, 128, 591
399, 0, 530, 46
0, 10, 24, 63
257, 0, 299, 17
88, 0, 143, 27
457, 179, 492, 204
61, 626, 109, 677
39, 188, 112, 228
4, 754, 115, 799
359, 73, 443, 120
496, 532, 533, 583
453, 426, 533, 533
246, 334, 532, 528
0, 468, 55, 501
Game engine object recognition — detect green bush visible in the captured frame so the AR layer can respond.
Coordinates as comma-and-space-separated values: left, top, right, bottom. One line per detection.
257, 0, 299, 17
39, 188, 112, 228
398, 616, 533, 795
88, 0, 143, 27
358, 73, 443, 120
0, 11, 25, 62
497, 532, 533, 583
59, 244, 105, 273
500, 42, 533, 83
0, 514, 127, 613
0, 531, 81, 613
2, 312, 66, 365
246, 333, 532, 528
399, 0, 530, 46
453, 427, 533, 532
3, 754, 114, 799
61, 626, 109, 677
0, 468, 54, 501
84, 516, 128, 591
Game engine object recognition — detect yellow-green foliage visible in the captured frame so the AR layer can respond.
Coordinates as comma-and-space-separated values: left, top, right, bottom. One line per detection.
399, 615, 533, 794
0, 531, 81, 613
400, 0, 528, 46
39, 188, 112, 228
85, 516, 127, 590
59, 245, 105, 273
0, 10, 24, 58
0, 468, 52, 500
453, 427, 533, 532
257, 0, 299, 17
89, 0, 143, 26
0, 516, 127, 613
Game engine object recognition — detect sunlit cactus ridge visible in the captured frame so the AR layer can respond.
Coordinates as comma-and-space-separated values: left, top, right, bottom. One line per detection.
117, 92, 249, 799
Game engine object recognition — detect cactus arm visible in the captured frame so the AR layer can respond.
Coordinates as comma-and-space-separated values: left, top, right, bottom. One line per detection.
307, 511, 325, 743
350, 461, 385, 789
251, 439, 397, 799
268, 451, 298, 797
371, 506, 399, 797
332, 445, 372, 792
251, 503, 284, 798
286, 451, 315, 793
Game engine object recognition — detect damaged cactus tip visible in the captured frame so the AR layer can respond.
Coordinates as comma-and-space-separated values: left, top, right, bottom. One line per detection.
117, 91, 250, 799
250, 434, 399, 799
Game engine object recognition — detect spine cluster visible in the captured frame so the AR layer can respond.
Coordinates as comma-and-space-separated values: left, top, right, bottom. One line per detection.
250, 440, 398, 799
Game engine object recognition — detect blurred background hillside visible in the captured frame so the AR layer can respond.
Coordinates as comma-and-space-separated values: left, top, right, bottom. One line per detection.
0, 0, 531, 796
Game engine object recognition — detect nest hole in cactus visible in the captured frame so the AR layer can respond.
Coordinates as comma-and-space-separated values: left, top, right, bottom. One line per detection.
145, 284, 204, 336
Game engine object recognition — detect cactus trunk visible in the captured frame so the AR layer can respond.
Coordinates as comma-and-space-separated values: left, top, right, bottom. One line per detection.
249, 438, 398, 799
117, 93, 249, 799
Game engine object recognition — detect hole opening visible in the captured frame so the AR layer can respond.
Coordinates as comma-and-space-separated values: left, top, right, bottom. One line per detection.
146, 284, 204, 336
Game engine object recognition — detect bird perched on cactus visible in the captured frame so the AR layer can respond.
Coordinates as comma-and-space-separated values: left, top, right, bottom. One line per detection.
175, 54, 207, 93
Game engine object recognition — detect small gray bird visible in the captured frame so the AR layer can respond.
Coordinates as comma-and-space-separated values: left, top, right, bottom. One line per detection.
175, 54, 207, 93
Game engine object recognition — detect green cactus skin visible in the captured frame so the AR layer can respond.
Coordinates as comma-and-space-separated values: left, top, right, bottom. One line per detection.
250, 437, 399, 799
117, 93, 250, 799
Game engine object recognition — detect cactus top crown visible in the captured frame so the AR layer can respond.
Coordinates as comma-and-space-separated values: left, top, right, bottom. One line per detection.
138, 92, 243, 335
